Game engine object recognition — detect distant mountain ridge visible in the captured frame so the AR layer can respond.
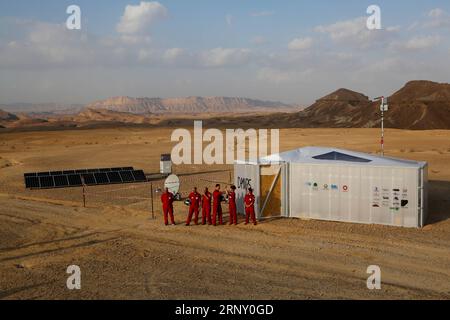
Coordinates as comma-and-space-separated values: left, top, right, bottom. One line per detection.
0, 103, 83, 115
2, 81, 450, 130
85, 96, 293, 114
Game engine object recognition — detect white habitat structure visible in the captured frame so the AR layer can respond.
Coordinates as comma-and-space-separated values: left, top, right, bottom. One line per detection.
234, 146, 428, 228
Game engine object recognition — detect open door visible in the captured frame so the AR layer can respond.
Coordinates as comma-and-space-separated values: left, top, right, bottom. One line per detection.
259, 164, 284, 218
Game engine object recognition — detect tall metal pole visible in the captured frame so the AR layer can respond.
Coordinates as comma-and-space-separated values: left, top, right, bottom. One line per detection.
381, 106, 384, 157
375, 96, 387, 157
150, 182, 155, 220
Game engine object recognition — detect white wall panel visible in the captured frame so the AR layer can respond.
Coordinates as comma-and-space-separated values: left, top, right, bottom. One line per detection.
234, 164, 260, 215
289, 163, 421, 228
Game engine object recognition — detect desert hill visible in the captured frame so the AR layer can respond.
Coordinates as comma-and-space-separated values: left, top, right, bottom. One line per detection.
299, 88, 371, 127
0, 109, 19, 121
260, 80, 450, 130
74, 108, 155, 124
86, 96, 293, 114
390, 80, 450, 102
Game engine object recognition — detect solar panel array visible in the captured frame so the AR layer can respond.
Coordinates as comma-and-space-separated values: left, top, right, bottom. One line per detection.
24, 167, 147, 189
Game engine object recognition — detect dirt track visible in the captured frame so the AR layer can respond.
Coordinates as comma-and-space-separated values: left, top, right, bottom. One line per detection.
1, 128, 450, 299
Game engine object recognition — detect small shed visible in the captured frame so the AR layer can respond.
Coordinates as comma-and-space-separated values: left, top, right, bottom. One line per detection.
234, 146, 428, 228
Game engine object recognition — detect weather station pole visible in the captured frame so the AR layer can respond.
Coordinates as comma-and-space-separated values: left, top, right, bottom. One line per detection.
374, 96, 388, 156
150, 182, 155, 220
80, 176, 86, 208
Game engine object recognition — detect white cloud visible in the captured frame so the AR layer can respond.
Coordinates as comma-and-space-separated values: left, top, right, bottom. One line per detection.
315, 17, 366, 41
429, 8, 445, 19
116, 1, 168, 35
163, 48, 185, 62
199, 48, 252, 67
250, 11, 275, 17
251, 36, 267, 45
138, 48, 157, 62
162, 47, 196, 66
119, 34, 152, 45
393, 35, 441, 51
0, 20, 96, 67
425, 8, 450, 28
288, 37, 313, 50
314, 17, 399, 49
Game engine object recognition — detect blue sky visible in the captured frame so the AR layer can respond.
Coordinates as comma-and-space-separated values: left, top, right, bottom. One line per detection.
0, 0, 449, 104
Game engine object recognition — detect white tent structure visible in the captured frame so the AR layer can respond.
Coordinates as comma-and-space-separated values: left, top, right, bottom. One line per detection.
234, 146, 428, 228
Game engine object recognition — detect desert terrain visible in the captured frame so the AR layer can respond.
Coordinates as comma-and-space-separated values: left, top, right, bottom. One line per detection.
0, 127, 449, 300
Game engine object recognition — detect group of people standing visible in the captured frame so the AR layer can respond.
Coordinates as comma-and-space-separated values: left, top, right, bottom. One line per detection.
160, 184, 257, 227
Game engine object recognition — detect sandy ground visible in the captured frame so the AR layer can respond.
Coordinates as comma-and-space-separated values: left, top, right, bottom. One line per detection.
0, 127, 449, 299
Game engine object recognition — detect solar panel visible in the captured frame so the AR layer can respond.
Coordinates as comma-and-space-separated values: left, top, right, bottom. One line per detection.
68, 174, 82, 186
39, 176, 55, 188
120, 171, 134, 182
25, 176, 40, 188
24, 173, 37, 178
132, 170, 146, 182
24, 166, 146, 189
94, 172, 109, 184
82, 174, 96, 185
107, 171, 122, 183
54, 175, 69, 187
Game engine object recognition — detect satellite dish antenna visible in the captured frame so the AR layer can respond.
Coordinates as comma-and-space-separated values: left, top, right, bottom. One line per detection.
164, 174, 180, 195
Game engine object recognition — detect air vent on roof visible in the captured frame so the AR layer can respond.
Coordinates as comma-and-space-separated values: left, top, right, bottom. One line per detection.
312, 151, 372, 163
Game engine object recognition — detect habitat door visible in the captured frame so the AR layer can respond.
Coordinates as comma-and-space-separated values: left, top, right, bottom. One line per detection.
259, 164, 286, 219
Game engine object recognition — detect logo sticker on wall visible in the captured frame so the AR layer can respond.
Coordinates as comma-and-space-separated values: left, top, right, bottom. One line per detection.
401, 187, 409, 208
331, 184, 338, 190
372, 186, 381, 208
342, 185, 349, 192
390, 187, 401, 212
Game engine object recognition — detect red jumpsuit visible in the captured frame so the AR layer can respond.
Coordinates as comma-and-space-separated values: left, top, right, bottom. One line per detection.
186, 191, 201, 225
212, 190, 223, 225
228, 191, 238, 225
202, 191, 212, 225
161, 191, 175, 225
244, 193, 257, 225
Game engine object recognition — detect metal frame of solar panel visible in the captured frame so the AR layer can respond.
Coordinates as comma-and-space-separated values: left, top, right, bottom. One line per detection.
24, 167, 147, 189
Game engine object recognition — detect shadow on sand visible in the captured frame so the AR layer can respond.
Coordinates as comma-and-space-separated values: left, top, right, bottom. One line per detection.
426, 180, 450, 225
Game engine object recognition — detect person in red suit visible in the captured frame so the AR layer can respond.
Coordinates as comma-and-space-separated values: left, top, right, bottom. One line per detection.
244, 188, 257, 226
161, 187, 175, 226
186, 187, 201, 226
212, 184, 224, 226
202, 187, 212, 225
227, 185, 238, 225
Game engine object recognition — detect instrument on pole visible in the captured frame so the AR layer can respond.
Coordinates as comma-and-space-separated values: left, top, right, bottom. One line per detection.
374, 96, 389, 157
